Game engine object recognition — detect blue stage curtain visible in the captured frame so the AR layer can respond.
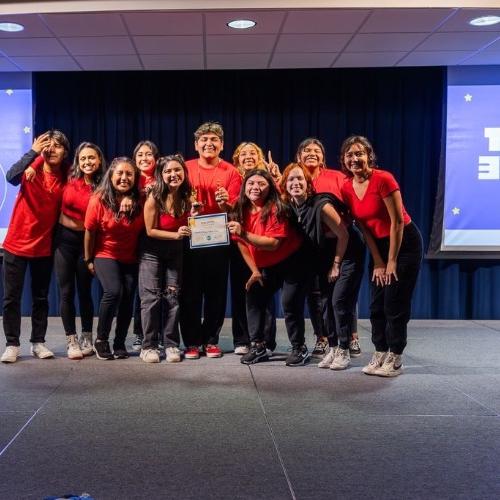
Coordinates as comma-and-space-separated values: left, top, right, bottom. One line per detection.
8, 67, 494, 319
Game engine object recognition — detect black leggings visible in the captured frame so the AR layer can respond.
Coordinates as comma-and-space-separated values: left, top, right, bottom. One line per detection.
53, 224, 94, 335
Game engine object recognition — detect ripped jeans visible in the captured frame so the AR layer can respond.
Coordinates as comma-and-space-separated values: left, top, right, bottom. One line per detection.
138, 244, 183, 349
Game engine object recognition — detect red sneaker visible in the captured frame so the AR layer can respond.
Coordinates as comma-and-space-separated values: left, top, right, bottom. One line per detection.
205, 344, 223, 358
184, 346, 200, 360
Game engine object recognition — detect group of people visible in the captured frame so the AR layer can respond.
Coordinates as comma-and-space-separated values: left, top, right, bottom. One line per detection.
1, 121, 422, 377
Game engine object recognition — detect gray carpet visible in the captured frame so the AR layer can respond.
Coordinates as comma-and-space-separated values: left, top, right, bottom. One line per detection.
0, 318, 499, 500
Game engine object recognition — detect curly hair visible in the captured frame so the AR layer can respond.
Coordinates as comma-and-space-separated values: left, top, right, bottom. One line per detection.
232, 142, 266, 176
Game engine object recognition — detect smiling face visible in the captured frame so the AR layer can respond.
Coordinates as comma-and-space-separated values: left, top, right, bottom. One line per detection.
245, 174, 270, 206
135, 145, 156, 174
238, 144, 260, 171
111, 161, 136, 194
286, 166, 308, 202
195, 133, 223, 162
78, 147, 101, 178
344, 143, 369, 177
299, 142, 324, 172
162, 160, 185, 190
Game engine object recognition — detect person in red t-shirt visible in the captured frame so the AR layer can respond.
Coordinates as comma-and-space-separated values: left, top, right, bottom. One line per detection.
180, 122, 241, 360
295, 137, 362, 359
84, 157, 144, 360
229, 142, 281, 355
130, 140, 160, 353
228, 168, 310, 366
138, 155, 192, 364
1, 130, 70, 364
52, 142, 106, 360
340, 135, 423, 377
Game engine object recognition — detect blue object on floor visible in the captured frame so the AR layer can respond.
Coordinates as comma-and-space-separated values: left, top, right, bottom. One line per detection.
44, 494, 95, 500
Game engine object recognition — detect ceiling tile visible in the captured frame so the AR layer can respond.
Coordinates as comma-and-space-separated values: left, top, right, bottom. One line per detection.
282, 9, 369, 34
0, 38, 67, 57
397, 51, 474, 66
270, 52, 335, 69
207, 53, 269, 69
438, 8, 500, 32
61, 36, 135, 56
205, 10, 285, 35
361, 9, 454, 33
141, 54, 203, 70
207, 34, 276, 54
41, 13, 127, 37
134, 36, 202, 55
417, 32, 500, 51
345, 33, 428, 52
276, 34, 351, 53
333, 51, 407, 68
0, 14, 52, 38
0, 57, 20, 71
460, 51, 500, 65
10, 56, 80, 71
122, 12, 202, 36
75, 54, 142, 70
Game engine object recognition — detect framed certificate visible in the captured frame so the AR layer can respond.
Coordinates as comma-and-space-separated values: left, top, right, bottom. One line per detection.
188, 213, 230, 249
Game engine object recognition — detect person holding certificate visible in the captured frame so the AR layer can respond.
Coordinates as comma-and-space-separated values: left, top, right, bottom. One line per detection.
180, 122, 241, 359
227, 168, 310, 367
138, 155, 191, 364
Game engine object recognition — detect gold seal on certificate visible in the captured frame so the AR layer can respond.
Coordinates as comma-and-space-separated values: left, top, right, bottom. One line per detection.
188, 213, 230, 249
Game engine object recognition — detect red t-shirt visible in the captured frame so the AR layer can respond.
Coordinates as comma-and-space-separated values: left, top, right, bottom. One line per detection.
3, 163, 65, 258
186, 159, 241, 215
312, 168, 345, 199
341, 169, 411, 239
61, 178, 93, 222
84, 195, 145, 264
158, 211, 189, 232
139, 173, 155, 194
239, 206, 302, 268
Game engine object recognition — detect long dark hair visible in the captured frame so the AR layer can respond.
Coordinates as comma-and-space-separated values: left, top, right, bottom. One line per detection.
149, 154, 192, 217
70, 142, 106, 189
232, 168, 289, 224
340, 135, 377, 176
132, 140, 159, 162
95, 156, 141, 221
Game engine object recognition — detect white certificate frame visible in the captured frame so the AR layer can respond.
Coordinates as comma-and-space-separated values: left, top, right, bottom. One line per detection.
188, 213, 230, 249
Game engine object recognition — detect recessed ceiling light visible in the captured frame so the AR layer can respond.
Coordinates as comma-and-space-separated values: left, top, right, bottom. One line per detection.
0, 22, 24, 32
227, 19, 256, 30
469, 16, 500, 27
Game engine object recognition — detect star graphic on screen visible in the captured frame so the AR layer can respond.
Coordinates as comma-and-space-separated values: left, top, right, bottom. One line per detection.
452, 207, 460, 215
464, 94, 472, 102
5, 89, 14, 96
23, 126, 31, 134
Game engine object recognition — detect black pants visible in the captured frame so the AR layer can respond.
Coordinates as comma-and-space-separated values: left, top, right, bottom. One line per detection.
53, 224, 94, 335
229, 243, 277, 348
2, 249, 53, 346
246, 248, 308, 349
94, 257, 137, 349
369, 222, 423, 355
139, 242, 183, 349
180, 244, 229, 347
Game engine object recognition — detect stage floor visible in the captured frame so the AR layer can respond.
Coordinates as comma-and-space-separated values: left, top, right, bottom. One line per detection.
0, 318, 499, 500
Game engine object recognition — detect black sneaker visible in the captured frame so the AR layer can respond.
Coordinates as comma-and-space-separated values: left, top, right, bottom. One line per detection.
113, 345, 130, 359
241, 342, 269, 365
285, 345, 310, 366
94, 340, 114, 360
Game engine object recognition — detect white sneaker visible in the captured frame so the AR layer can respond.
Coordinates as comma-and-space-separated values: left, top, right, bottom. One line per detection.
374, 352, 403, 377
318, 347, 336, 368
140, 348, 160, 363
362, 351, 387, 375
31, 343, 54, 359
1, 345, 20, 363
234, 345, 250, 355
79, 332, 94, 356
166, 346, 182, 363
330, 347, 350, 370
66, 335, 83, 360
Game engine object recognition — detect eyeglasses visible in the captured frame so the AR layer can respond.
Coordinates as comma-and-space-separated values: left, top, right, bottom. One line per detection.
344, 151, 366, 159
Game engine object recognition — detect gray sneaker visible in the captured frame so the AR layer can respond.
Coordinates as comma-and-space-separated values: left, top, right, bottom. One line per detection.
349, 338, 361, 357
374, 352, 403, 377
1, 345, 20, 363
362, 351, 388, 375
330, 347, 350, 370
67, 335, 83, 360
31, 343, 54, 359
79, 332, 94, 356
140, 348, 160, 363
166, 346, 182, 363
132, 334, 143, 352
318, 347, 336, 368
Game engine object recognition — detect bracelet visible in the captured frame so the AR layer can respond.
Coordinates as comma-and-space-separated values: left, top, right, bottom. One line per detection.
84, 258, 94, 265
333, 260, 342, 265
